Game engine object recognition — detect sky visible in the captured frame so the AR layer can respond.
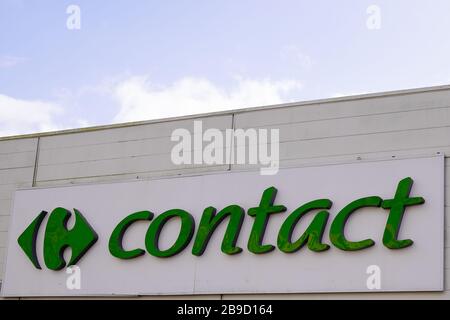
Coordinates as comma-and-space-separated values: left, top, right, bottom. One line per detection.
1, 0, 450, 137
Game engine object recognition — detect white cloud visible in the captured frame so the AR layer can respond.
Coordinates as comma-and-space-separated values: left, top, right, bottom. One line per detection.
0, 76, 303, 137
0, 94, 62, 136
113, 76, 303, 122
0, 56, 27, 68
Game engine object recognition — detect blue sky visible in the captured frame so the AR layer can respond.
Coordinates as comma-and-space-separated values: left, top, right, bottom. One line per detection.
1, 0, 450, 137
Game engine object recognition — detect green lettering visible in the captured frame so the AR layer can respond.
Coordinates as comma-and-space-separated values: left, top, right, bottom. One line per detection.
330, 196, 382, 251
192, 205, 244, 256
109, 211, 154, 259
247, 187, 286, 254
145, 209, 195, 257
278, 199, 332, 253
381, 177, 425, 249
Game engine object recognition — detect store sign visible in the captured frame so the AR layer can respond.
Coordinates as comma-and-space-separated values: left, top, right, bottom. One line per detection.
1, 156, 444, 296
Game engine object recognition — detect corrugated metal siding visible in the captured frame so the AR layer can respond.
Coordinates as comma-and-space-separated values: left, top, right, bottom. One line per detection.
35, 115, 232, 186
0, 86, 449, 299
0, 138, 37, 280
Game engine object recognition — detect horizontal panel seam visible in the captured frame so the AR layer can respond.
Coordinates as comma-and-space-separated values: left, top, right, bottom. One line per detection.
37, 126, 450, 168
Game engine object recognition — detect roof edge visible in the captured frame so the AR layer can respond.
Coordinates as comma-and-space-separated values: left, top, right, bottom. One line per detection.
2, 84, 450, 141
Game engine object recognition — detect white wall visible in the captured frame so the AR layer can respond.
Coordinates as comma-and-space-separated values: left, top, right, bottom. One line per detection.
1, 85, 449, 299
0, 138, 37, 281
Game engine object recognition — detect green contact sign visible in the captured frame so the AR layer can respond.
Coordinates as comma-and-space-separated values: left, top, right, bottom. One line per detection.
18, 177, 424, 271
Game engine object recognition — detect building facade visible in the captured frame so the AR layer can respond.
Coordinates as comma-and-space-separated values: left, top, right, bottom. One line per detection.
0, 85, 449, 299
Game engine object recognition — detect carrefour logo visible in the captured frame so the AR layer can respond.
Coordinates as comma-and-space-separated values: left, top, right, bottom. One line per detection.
17, 177, 424, 270
18, 208, 98, 270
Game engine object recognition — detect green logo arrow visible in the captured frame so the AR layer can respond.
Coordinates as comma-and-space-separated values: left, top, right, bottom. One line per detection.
17, 207, 98, 270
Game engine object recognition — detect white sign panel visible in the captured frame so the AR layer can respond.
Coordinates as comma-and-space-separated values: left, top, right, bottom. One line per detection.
1, 156, 444, 296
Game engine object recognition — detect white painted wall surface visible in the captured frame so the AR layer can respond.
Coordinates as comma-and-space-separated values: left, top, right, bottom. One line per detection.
0, 85, 450, 299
